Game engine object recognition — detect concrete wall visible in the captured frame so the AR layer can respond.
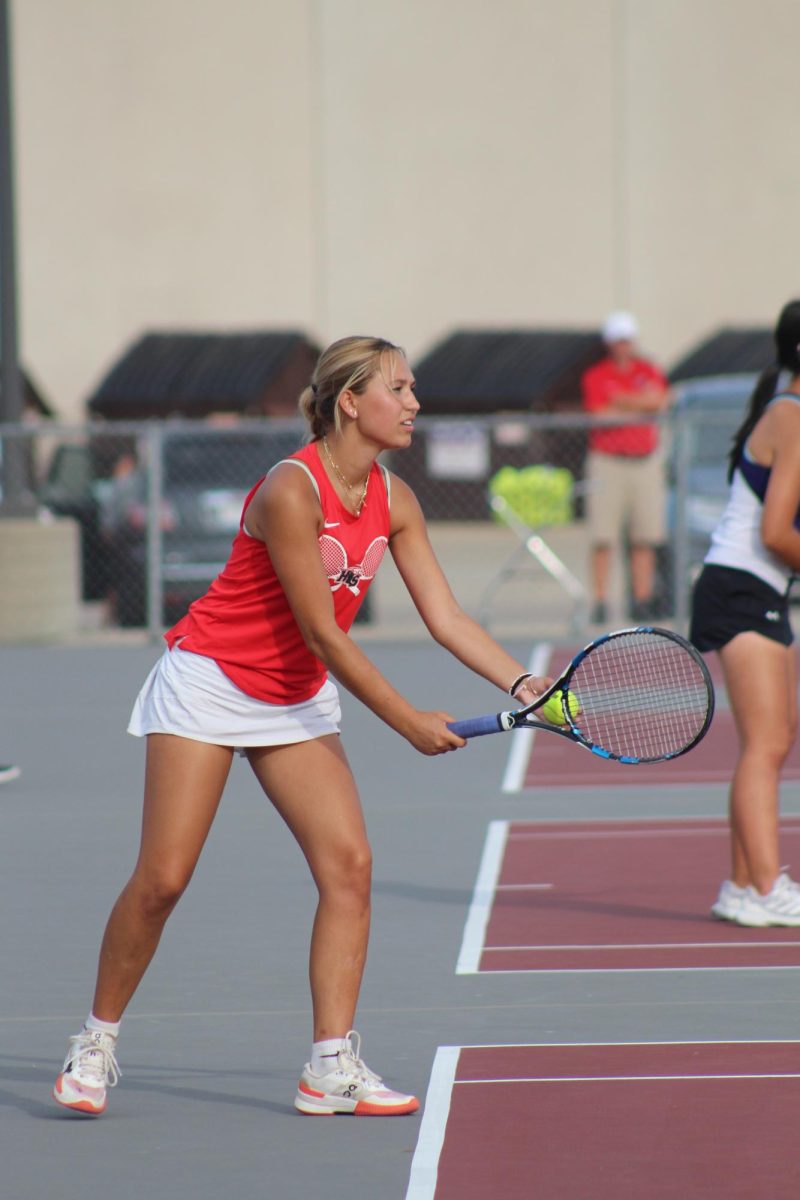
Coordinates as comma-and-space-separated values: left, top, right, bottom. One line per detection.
11, 0, 797, 419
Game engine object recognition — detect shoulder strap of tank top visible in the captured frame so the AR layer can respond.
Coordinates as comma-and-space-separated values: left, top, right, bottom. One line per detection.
268, 453, 391, 507
378, 462, 391, 508
269, 457, 321, 501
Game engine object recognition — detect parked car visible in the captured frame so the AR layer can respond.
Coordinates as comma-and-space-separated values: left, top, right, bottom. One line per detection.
39, 423, 314, 625
38, 440, 113, 601
668, 373, 756, 571
621, 375, 754, 618
103, 426, 306, 626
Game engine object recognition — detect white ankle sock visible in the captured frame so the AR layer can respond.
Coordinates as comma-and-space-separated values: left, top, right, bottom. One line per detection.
310, 1037, 348, 1076
85, 1013, 120, 1039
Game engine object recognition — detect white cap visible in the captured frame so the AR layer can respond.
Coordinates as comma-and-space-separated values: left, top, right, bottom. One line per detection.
602, 311, 639, 344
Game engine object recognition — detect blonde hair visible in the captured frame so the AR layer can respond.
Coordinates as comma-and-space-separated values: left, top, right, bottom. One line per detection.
299, 336, 405, 439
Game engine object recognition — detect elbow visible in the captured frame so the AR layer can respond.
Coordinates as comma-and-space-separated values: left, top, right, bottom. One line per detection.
762, 530, 781, 557
425, 606, 468, 648
297, 616, 343, 665
762, 527, 796, 568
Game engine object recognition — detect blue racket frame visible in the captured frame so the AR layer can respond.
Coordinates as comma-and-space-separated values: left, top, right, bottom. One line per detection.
447, 626, 715, 765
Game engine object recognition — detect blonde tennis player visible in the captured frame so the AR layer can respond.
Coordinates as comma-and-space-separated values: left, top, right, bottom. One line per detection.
53, 336, 549, 1117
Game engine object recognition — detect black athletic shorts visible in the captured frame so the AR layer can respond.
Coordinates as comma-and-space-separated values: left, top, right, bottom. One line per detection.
689, 563, 793, 652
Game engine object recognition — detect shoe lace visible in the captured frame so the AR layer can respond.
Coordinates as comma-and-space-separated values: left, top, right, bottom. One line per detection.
65, 1032, 121, 1088
338, 1030, 383, 1088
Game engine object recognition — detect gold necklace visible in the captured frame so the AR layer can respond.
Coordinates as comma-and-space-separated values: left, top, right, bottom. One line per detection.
322, 436, 369, 515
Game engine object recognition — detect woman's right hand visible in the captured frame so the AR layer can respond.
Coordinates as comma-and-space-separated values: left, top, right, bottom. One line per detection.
402, 710, 466, 756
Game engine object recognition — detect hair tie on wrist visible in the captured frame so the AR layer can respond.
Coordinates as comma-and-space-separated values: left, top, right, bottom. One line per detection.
508, 672, 533, 697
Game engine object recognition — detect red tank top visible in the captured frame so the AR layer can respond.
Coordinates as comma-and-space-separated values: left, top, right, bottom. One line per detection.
165, 441, 390, 703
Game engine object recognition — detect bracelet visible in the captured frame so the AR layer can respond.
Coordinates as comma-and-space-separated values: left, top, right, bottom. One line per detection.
508, 672, 533, 697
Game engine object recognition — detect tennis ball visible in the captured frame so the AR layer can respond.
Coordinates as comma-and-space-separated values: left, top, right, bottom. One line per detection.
540, 689, 580, 725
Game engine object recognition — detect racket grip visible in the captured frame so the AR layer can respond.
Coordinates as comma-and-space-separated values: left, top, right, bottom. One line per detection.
448, 714, 505, 738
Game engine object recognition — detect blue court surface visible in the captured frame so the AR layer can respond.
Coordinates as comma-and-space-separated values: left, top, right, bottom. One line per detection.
1, 639, 798, 1199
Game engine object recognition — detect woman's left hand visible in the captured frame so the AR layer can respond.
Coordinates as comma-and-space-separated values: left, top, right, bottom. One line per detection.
513, 675, 553, 706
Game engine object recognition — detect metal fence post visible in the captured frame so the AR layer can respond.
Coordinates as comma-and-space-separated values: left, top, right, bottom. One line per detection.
145, 422, 164, 641
671, 411, 692, 634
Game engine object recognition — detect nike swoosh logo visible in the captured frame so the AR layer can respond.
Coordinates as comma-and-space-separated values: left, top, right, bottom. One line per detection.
324, 521, 340, 528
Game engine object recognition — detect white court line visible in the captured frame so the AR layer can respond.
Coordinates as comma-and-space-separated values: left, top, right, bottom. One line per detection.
496, 882, 553, 890
439, 1037, 800, 1049
455, 1072, 800, 1085
484, 941, 800, 951
404, 1046, 460, 1200
464, 964, 800, 975
508, 827, 800, 840
500, 642, 551, 793
455, 820, 508, 975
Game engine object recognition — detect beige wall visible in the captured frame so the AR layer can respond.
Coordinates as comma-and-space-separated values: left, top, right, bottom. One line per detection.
11, 0, 798, 418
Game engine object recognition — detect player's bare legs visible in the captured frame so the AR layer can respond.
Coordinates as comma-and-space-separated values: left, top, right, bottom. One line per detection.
719, 633, 796, 893
92, 735, 234, 1020
54, 735, 234, 1113
248, 736, 418, 1116
247, 736, 371, 1040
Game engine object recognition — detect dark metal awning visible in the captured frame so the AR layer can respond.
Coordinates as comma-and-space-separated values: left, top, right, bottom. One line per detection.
87, 331, 320, 419
669, 328, 773, 382
413, 329, 606, 414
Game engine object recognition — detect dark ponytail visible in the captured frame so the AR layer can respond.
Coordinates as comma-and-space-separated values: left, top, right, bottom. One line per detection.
727, 364, 780, 482
727, 299, 800, 482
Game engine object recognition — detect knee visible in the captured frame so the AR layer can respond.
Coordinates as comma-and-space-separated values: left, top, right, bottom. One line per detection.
129, 866, 191, 921
767, 717, 795, 761
743, 727, 795, 766
318, 841, 373, 906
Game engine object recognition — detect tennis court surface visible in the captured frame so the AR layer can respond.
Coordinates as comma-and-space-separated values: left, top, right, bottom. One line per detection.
408, 1041, 800, 1199
459, 818, 800, 972
2, 639, 799, 1199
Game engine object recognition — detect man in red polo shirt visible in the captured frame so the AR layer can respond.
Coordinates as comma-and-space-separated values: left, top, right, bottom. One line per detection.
582, 311, 670, 625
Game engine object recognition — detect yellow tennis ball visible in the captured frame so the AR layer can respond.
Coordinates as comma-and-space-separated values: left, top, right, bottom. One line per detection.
540, 688, 580, 725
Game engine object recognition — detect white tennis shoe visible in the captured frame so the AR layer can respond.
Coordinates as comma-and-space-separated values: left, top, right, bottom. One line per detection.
53, 1029, 120, 1115
732, 873, 800, 927
294, 1030, 419, 1116
710, 879, 747, 922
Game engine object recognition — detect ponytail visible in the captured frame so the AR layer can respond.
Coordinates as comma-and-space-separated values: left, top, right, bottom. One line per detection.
726, 299, 800, 482
727, 363, 779, 482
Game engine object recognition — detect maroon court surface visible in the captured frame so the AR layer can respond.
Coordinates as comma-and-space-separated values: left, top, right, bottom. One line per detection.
477, 818, 800, 971
430, 1042, 800, 1199
522, 647, 800, 789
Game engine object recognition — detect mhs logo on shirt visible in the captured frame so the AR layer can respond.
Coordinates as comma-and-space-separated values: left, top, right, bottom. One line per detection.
335, 567, 362, 590
318, 535, 388, 595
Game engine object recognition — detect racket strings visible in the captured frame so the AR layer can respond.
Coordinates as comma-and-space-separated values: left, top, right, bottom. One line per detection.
567, 632, 711, 761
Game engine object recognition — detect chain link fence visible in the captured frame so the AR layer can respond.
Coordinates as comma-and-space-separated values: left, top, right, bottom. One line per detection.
0, 399, 744, 643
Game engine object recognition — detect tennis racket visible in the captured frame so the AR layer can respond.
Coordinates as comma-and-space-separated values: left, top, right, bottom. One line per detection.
448, 627, 714, 764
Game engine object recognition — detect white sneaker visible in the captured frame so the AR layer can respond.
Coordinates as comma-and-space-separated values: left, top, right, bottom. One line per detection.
710, 880, 747, 922
52, 1029, 121, 1115
294, 1030, 419, 1116
733, 873, 800, 927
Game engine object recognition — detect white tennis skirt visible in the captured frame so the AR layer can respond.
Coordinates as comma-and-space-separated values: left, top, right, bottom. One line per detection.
128, 645, 342, 749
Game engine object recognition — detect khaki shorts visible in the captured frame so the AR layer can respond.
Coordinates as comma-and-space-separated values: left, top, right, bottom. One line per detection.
586, 450, 667, 545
